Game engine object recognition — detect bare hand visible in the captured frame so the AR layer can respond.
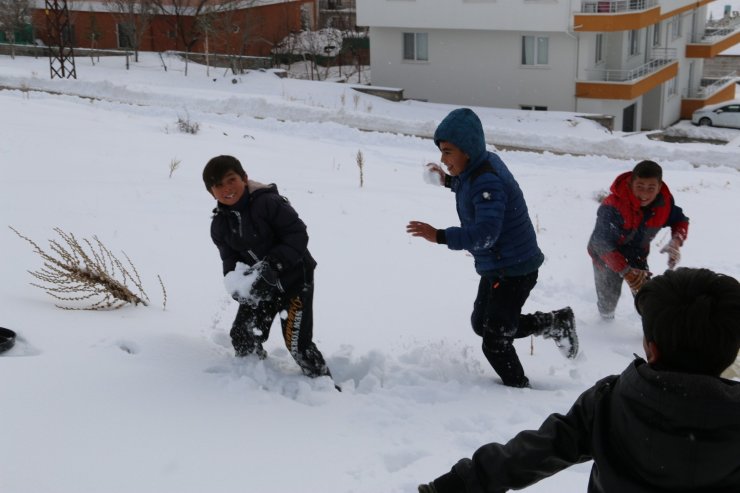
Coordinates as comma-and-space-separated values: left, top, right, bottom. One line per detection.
406, 221, 437, 243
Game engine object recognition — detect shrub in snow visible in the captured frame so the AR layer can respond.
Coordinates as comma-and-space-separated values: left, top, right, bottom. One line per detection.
9, 226, 165, 310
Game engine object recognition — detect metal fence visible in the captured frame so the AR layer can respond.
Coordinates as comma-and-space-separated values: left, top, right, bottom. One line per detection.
587, 48, 676, 82
581, 0, 656, 14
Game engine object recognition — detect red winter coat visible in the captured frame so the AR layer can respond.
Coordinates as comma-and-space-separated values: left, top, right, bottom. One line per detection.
587, 172, 688, 274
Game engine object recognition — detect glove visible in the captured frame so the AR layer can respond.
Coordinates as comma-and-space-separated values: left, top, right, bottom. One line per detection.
422, 163, 445, 186
226, 260, 283, 305
418, 483, 438, 493
623, 268, 650, 295
247, 260, 284, 302
660, 238, 681, 270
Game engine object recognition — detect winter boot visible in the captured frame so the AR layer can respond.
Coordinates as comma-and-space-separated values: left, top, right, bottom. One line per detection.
482, 338, 531, 388
545, 307, 579, 359
233, 339, 268, 360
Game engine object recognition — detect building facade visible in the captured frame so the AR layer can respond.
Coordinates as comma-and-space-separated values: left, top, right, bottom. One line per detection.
30, 0, 316, 57
357, 0, 740, 131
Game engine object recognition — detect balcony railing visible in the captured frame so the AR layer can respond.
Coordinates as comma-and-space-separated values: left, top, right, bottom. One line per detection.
691, 15, 740, 43
580, 0, 657, 14
688, 71, 738, 98
586, 48, 676, 82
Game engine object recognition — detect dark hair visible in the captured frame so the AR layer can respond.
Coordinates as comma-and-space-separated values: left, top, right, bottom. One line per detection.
202, 155, 246, 191
632, 160, 662, 181
635, 268, 740, 376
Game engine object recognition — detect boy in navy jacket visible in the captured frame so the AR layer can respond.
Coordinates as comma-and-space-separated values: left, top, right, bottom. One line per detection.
407, 108, 578, 388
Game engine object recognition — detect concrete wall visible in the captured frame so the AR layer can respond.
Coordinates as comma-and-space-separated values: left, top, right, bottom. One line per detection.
369, 27, 578, 111
358, 0, 575, 32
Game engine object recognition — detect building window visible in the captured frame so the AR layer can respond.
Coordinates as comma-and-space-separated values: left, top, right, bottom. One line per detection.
522, 35, 548, 65
667, 76, 677, 96
62, 24, 76, 45
403, 32, 428, 61
117, 23, 133, 49
595, 33, 604, 63
521, 105, 548, 110
652, 22, 661, 46
628, 29, 640, 56
670, 16, 681, 40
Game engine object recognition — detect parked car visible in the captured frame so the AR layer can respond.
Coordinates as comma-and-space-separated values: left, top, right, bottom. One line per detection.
691, 100, 740, 129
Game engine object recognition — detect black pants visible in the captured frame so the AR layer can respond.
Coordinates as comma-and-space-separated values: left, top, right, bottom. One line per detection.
471, 271, 552, 387
231, 281, 330, 378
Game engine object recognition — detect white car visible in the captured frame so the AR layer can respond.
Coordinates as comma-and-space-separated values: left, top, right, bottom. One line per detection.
691, 100, 740, 129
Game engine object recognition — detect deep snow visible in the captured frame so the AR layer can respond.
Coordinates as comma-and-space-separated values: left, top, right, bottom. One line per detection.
0, 52, 738, 493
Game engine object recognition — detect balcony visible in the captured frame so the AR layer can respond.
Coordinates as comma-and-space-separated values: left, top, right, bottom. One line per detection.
580, 0, 657, 14
687, 15, 740, 58
587, 48, 676, 82
681, 71, 738, 118
577, 48, 678, 99
575, 0, 660, 32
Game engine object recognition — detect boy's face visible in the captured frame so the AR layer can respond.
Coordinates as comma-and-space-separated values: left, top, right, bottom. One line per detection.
630, 176, 662, 207
209, 170, 247, 206
439, 141, 469, 176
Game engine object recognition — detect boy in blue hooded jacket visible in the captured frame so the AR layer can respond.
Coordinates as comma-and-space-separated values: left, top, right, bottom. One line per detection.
407, 108, 578, 388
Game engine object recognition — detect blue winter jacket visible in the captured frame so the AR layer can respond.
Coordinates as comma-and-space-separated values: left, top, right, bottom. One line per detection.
434, 108, 543, 276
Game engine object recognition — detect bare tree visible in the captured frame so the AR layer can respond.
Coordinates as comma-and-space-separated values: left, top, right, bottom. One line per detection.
104, 0, 156, 62
85, 8, 102, 64
152, 0, 210, 75
0, 0, 30, 59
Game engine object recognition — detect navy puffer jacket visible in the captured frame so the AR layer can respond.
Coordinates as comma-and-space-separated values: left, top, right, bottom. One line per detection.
434, 108, 543, 276
210, 181, 316, 296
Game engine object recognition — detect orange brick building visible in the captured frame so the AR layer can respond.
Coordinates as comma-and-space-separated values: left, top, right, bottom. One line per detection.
32, 0, 316, 56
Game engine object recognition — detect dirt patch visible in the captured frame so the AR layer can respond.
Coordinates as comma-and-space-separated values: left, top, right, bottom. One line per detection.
646, 133, 728, 145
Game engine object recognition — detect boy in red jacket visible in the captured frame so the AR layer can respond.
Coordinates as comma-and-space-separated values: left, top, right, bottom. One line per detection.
587, 160, 688, 319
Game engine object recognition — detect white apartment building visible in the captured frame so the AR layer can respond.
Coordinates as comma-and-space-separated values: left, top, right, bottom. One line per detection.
357, 0, 740, 131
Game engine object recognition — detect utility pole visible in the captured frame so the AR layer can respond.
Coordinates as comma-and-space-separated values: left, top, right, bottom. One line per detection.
44, 0, 77, 79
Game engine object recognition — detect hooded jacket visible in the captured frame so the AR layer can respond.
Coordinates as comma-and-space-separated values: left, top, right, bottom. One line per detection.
433, 358, 740, 493
434, 108, 543, 276
210, 180, 316, 295
588, 171, 689, 274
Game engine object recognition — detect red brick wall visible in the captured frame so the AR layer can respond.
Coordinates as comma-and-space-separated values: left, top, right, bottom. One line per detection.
31, 0, 313, 56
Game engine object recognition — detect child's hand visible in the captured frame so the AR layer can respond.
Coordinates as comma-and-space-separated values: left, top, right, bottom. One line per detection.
422, 163, 445, 186
407, 221, 438, 243
623, 268, 650, 295
660, 238, 681, 270
225, 261, 283, 305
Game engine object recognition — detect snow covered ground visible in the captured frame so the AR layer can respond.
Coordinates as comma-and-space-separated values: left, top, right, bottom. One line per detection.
0, 53, 738, 493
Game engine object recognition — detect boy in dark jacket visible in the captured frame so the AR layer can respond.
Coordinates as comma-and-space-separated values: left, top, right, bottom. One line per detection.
406, 108, 578, 388
203, 155, 332, 380
588, 160, 689, 319
418, 267, 740, 493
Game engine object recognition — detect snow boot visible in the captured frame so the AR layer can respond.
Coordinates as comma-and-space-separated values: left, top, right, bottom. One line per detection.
234, 341, 267, 360
545, 307, 579, 359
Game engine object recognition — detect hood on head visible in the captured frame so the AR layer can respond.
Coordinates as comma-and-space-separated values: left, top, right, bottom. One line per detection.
433, 108, 487, 163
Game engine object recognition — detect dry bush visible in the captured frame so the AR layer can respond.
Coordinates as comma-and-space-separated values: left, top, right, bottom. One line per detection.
10, 226, 166, 310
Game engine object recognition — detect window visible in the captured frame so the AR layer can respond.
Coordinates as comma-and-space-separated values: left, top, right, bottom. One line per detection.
595, 34, 604, 64
521, 105, 547, 110
628, 29, 640, 56
522, 35, 548, 66
667, 76, 677, 96
652, 22, 661, 46
403, 32, 428, 61
62, 24, 76, 45
117, 23, 133, 49
670, 16, 681, 40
